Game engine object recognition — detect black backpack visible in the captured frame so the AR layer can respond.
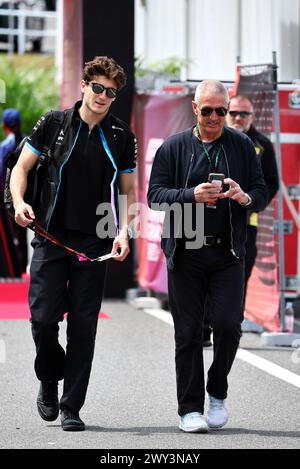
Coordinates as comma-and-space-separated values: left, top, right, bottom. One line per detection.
4, 110, 64, 218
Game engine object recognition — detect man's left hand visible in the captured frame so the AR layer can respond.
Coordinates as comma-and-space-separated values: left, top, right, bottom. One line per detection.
111, 230, 130, 261
218, 177, 249, 204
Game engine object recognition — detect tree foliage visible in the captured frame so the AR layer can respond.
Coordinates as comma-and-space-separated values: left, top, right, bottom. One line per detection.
0, 54, 59, 140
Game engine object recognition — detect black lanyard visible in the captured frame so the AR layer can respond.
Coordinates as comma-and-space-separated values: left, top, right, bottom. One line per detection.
195, 124, 223, 172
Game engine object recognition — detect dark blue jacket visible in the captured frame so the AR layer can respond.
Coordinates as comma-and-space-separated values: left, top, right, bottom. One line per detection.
147, 126, 268, 269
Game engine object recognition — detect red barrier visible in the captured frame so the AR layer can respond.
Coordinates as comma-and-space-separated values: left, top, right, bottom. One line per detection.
132, 93, 195, 293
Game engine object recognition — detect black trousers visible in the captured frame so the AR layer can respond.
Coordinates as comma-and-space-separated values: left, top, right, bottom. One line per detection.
244, 225, 257, 288
203, 224, 257, 333
11, 223, 28, 273
29, 227, 109, 412
168, 244, 244, 416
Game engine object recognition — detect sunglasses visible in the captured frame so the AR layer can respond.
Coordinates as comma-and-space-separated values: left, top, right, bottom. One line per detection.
228, 110, 252, 118
199, 106, 228, 117
86, 81, 118, 99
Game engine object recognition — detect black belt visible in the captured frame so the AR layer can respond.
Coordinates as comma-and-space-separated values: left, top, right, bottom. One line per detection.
203, 235, 223, 246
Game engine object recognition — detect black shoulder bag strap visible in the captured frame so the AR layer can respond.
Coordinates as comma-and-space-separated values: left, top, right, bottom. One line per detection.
31, 110, 65, 205
39, 110, 65, 162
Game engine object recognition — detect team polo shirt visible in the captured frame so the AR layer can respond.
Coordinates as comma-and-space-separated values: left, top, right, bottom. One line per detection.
26, 110, 113, 235
52, 115, 110, 234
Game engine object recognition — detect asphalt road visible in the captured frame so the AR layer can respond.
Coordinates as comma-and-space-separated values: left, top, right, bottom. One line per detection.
0, 300, 299, 450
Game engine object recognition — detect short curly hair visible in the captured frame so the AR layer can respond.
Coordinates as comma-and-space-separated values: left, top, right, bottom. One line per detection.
83, 56, 127, 89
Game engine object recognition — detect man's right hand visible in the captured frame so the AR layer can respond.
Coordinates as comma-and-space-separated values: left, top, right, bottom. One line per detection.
14, 202, 35, 227
193, 182, 222, 203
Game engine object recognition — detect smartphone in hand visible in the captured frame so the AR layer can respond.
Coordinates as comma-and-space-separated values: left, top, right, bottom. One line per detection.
207, 173, 225, 208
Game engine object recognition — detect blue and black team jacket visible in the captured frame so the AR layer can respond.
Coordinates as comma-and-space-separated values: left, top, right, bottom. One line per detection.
25, 101, 137, 232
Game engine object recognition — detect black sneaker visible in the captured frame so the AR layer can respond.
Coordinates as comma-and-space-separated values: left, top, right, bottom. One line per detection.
37, 381, 59, 421
61, 409, 85, 431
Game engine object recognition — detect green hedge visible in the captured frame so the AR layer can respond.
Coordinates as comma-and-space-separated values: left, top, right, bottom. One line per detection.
0, 54, 59, 140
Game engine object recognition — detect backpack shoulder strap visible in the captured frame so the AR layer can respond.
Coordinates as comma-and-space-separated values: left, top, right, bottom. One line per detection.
43, 110, 65, 154
31, 110, 65, 204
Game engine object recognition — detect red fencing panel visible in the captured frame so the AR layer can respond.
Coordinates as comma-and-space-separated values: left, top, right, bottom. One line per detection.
277, 87, 300, 297
132, 93, 195, 292
234, 64, 281, 331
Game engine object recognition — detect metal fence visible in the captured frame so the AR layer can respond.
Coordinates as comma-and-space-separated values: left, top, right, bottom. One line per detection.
0, 6, 57, 54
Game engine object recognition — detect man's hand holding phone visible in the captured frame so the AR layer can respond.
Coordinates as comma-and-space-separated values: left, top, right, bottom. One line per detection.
206, 173, 225, 208
193, 173, 224, 205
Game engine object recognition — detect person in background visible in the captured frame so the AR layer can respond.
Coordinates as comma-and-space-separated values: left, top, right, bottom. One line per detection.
203, 95, 279, 346
227, 95, 279, 285
148, 80, 267, 433
0, 108, 23, 184
10, 56, 136, 431
0, 108, 28, 272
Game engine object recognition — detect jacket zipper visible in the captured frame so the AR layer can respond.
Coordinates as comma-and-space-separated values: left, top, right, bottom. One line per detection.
184, 153, 194, 189
98, 126, 119, 231
223, 147, 239, 258
169, 152, 195, 266
45, 121, 82, 231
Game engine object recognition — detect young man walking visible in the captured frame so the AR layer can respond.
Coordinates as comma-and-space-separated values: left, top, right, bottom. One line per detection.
10, 56, 136, 431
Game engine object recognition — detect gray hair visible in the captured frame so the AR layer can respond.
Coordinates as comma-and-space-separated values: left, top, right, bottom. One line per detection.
194, 80, 229, 105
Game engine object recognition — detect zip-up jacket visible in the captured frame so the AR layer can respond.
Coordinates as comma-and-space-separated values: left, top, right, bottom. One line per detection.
147, 126, 268, 269
25, 101, 136, 231
247, 125, 279, 204
246, 125, 279, 227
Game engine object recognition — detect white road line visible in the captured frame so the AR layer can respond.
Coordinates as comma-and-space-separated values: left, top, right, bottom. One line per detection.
236, 349, 300, 388
144, 308, 173, 325
144, 308, 300, 389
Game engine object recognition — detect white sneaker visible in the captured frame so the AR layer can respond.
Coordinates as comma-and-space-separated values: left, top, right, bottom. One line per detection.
207, 395, 228, 428
179, 412, 208, 433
